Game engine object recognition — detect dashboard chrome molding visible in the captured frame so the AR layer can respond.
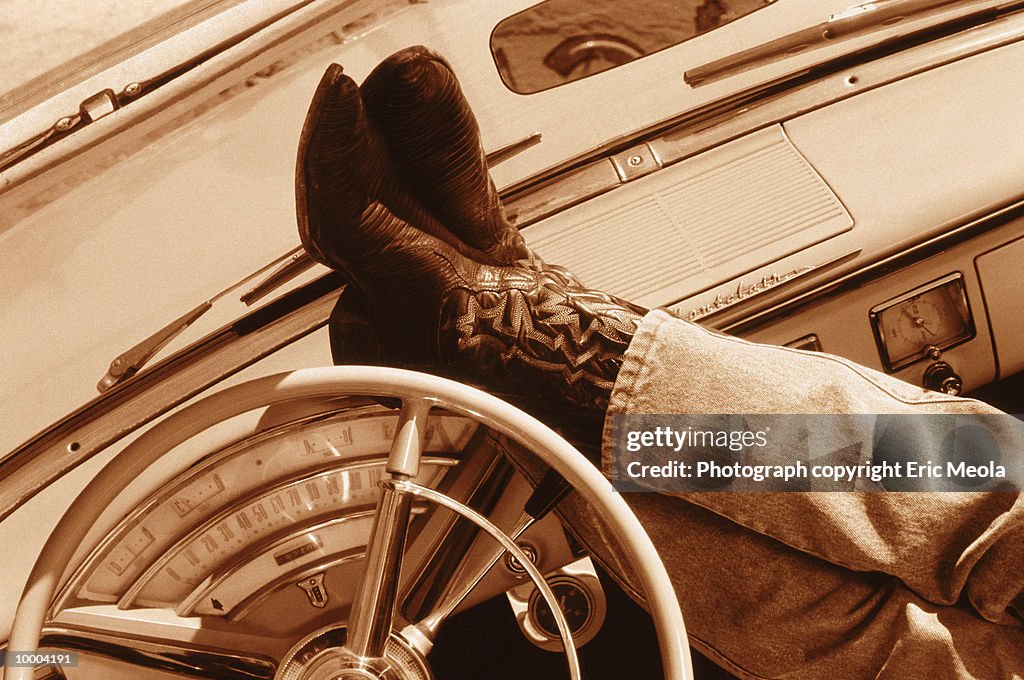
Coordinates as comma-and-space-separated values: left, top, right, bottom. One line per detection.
682, 263, 837, 322
723, 196, 1024, 336
674, 249, 863, 326
683, 0, 1024, 87
34, 625, 277, 679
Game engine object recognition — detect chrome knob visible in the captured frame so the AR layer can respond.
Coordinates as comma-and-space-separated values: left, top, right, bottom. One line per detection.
923, 361, 963, 396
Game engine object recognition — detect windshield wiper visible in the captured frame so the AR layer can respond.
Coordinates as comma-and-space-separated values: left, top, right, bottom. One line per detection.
685, 0, 1020, 86
95, 134, 541, 392
96, 245, 310, 392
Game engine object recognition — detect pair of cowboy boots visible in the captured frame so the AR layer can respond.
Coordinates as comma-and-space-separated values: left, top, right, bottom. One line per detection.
297, 47, 646, 429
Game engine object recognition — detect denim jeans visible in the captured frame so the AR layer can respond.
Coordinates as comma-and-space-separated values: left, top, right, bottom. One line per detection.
599, 310, 1024, 679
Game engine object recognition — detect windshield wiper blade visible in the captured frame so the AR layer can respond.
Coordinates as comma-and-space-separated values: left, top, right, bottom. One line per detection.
685, 0, 1017, 86
94, 133, 540, 393
97, 244, 309, 392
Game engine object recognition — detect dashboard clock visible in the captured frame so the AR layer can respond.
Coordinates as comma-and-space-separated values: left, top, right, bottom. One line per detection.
869, 273, 975, 372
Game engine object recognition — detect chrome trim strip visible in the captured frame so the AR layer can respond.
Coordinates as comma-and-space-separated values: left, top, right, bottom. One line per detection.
723, 197, 1024, 334
35, 627, 276, 679
684, 0, 1019, 86
677, 250, 861, 322
505, 160, 621, 226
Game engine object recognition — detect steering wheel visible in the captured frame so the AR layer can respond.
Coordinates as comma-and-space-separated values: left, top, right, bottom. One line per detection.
7, 366, 692, 679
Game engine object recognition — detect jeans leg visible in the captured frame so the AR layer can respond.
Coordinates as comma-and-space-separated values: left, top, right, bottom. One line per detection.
624, 492, 1024, 680
598, 311, 1024, 676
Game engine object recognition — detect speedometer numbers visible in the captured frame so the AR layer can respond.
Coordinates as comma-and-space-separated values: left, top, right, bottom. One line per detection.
66, 409, 475, 615
870, 273, 974, 372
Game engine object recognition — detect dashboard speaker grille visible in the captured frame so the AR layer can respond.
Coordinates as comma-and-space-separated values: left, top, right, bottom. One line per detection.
524, 125, 852, 307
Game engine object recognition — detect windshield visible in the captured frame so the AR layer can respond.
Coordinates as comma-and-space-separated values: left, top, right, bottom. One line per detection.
491, 0, 774, 94
0, 0, 243, 121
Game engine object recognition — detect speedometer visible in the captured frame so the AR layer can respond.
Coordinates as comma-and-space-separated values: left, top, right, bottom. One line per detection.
61, 406, 476, 615
122, 460, 452, 609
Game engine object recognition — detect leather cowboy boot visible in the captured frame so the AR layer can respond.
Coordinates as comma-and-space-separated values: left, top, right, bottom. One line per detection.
360, 45, 526, 266
360, 46, 583, 286
297, 57, 646, 416
296, 64, 485, 270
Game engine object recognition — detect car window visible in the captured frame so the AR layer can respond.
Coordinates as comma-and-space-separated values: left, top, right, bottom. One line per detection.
491, 0, 775, 94
0, 0, 242, 121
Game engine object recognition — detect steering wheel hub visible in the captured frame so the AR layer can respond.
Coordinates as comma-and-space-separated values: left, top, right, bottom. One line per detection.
278, 626, 432, 680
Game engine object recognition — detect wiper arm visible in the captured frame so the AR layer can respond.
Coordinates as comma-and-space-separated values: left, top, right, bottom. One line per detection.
97, 245, 309, 392
685, 0, 1017, 86
94, 134, 541, 393
97, 300, 213, 392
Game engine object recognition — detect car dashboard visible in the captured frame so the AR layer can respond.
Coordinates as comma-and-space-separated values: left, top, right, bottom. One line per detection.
2, 1, 1024, 679
509, 25, 1024, 397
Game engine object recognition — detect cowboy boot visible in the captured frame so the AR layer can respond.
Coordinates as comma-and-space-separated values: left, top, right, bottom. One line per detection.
360, 46, 583, 287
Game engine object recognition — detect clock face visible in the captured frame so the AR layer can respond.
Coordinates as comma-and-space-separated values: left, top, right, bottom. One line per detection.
870, 274, 974, 372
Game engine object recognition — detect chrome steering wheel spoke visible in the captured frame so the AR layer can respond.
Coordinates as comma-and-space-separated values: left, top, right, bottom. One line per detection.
344, 486, 414, 660
394, 480, 582, 680
345, 398, 431, 661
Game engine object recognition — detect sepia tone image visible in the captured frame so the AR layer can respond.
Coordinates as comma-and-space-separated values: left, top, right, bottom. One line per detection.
2, 1, 1024, 678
